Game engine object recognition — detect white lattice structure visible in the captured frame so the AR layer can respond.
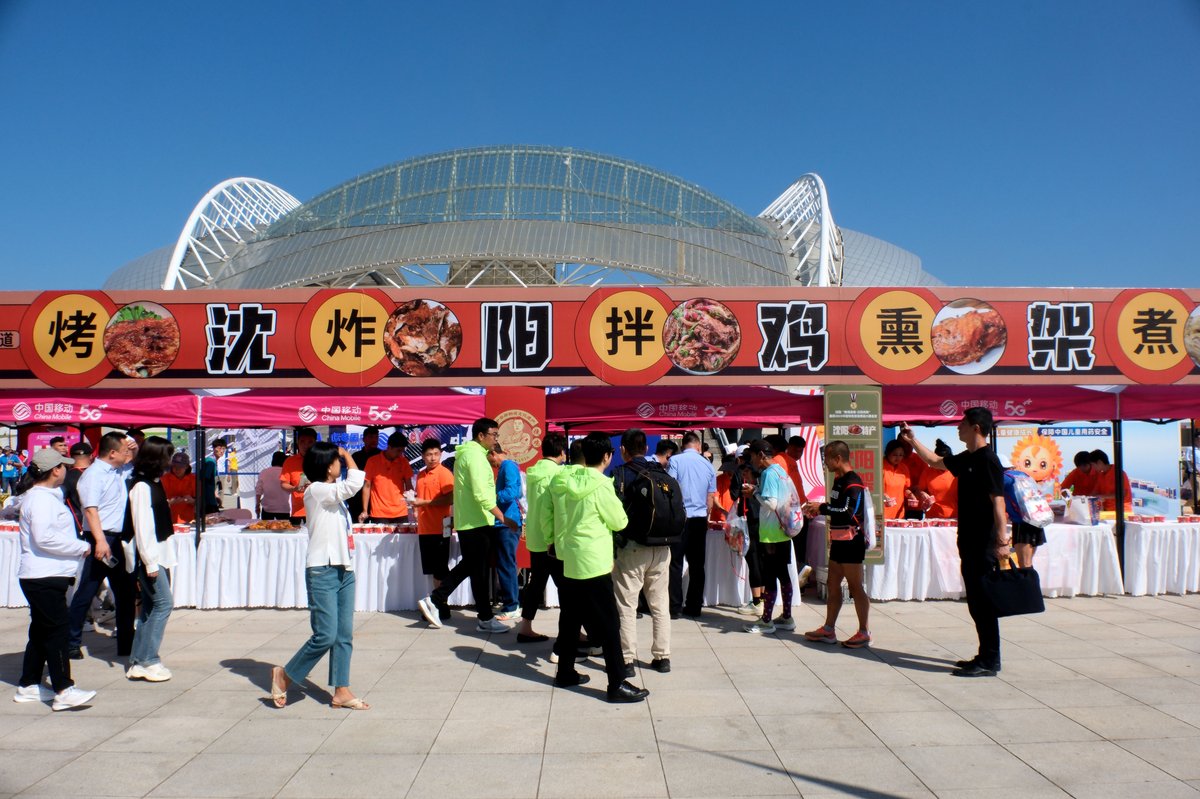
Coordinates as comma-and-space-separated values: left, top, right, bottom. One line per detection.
162, 178, 300, 290
760, 174, 845, 287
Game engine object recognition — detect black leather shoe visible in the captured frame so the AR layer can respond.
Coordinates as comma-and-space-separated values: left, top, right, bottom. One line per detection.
950, 657, 998, 671
68, 647, 84, 661
554, 672, 590, 688
954, 658, 978, 669
517, 633, 550, 643
623, 662, 635, 678
607, 681, 649, 703
669, 612, 681, 620
681, 608, 702, 619
651, 658, 671, 673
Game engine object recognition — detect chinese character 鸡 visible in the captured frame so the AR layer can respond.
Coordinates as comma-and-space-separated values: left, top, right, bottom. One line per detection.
47, 309, 98, 359
875, 307, 923, 355
325, 307, 376, 359
1027, 302, 1096, 371
481, 303, 552, 373
205, 304, 277, 375
605, 306, 654, 357
757, 301, 829, 371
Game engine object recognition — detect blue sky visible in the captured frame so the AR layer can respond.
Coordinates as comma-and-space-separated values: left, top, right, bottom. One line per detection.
1, 0, 1197, 291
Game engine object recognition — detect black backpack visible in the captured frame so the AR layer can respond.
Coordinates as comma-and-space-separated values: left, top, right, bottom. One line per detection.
613, 458, 686, 546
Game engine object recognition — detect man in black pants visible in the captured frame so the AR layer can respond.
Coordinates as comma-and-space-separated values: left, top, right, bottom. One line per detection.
667, 432, 716, 618
418, 418, 518, 634
901, 409, 1009, 676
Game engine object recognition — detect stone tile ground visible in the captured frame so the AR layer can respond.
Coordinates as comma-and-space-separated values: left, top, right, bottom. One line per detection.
0, 593, 1198, 797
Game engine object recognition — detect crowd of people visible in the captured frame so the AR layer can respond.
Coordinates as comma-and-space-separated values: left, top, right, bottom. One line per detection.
12, 407, 1030, 712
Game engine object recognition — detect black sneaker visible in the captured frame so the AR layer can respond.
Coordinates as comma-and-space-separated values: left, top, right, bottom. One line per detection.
606, 681, 649, 703
623, 662, 635, 678
651, 658, 671, 673
68, 647, 84, 661
952, 662, 997, 677
681, 608, 702, 619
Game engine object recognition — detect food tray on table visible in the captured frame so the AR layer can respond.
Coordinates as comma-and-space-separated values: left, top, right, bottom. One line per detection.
353, 523, 418, 534
243, 520, 302, 532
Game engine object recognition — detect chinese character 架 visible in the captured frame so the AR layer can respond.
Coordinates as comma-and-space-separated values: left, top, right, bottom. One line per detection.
1027, 302, 1096, 371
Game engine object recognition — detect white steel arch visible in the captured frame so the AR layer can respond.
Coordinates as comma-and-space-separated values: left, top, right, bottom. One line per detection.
162, 178, 301, 290
759, 173, 844, 287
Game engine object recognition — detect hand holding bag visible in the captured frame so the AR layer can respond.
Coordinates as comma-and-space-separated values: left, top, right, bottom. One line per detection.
980, 555, 1045, 617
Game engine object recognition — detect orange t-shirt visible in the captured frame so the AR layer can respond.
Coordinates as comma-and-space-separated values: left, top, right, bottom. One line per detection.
1060, 467, 1095, 496
415, 463, 454, 534
162, 471, 196, 524
711, 471, 733, 523
882, 461, 911, 519
365, 452, 414, 519
917, 467, 957, 519
1091, 467, 1132, 513
281, 453, 306, 517
904, 452, 926, 486
781, 453, 808, 503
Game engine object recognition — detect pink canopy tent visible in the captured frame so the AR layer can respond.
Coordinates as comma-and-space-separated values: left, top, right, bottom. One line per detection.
197, 388, 484, 429
546, 386, 822, 429
0, 390, 200, 428
882, 385, 1119, 423
1107, 385, 1199, 421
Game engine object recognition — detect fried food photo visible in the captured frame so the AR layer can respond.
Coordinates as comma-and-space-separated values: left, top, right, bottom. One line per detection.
931, 306, 1006, 367
663, 298, 741, 375
104, 302, 181, 378
383, 299, 463, 376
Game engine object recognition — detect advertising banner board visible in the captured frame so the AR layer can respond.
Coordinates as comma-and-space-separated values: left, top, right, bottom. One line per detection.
824, 386, 884, 565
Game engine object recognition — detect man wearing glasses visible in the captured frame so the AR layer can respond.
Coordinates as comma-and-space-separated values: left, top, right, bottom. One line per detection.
419, 418, 518, 634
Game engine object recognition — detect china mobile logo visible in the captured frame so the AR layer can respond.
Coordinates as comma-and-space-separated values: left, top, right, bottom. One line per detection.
12, 402, 31, 422
939, 400, 959, 418
297, 406, 318, 424
78, 405, 105, 422
636, 402, 655, 419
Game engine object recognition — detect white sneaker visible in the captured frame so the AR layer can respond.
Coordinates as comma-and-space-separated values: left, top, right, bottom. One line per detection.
549, 651, 560, 665
797, 565, 813, 589
476, 618, 510, 634
735, 601, 760, 616
774, 617, 797, 631
744, 619, 776, 634
127, 663, 171, 682
495, 609, 522, 621
13, 683, 54, 703
52, 686, 96, 711
417, 596, 443, 628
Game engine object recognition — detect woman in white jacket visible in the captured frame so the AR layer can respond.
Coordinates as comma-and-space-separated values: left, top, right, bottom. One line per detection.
271, 443, 368, 710
14, 448, 95, 711
124, 436, 177, 682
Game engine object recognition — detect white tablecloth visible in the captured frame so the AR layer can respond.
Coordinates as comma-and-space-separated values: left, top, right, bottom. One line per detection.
1124, 521, 1200, 596
812, 522, 1123, 600
195, 527, 309, 609
0, 531, 22, 607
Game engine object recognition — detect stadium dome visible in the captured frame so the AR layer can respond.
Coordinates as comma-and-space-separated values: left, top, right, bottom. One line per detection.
103, 145, 940, 291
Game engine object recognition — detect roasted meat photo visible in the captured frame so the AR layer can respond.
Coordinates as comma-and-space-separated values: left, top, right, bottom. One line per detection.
663, 298, 741, 374
104, 303, 181, 378
931, 309, 1006, 366
383, 299, 463, 376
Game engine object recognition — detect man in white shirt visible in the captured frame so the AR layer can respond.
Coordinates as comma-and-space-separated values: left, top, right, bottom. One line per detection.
66, 432, 137, 659
667, 432, 717, 619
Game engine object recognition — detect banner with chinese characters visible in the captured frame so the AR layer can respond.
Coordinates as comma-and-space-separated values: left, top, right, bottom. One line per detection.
824, 386, 885, 565
3, 286, 1200, 390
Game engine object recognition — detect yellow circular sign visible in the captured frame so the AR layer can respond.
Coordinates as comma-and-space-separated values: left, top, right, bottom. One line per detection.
1116, 291, 1189, 372
587, 290, 668, 373
496, 409, 541, 465
309, 293, 388, 374
858, 290, 935, 372
32, 294, 111, 375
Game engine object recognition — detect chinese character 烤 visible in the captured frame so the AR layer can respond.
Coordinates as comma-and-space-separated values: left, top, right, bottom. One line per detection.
47, 309, 98, 359
757, 301, 829, 371
205, 304, 277, 375
605, 305, 655, 357
1027, 302, 1095, 371
481, 303, 553, 373
1131, 307, 1178, 355
876, 307, 923, 355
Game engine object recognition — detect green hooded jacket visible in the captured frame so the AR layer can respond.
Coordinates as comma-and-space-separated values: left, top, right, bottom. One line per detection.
523, 458, 561, 553
549, 465, 629, 580
452, 439, 496, 531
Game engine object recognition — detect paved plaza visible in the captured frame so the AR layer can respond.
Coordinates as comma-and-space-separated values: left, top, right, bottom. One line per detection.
0, 593, 1198, 798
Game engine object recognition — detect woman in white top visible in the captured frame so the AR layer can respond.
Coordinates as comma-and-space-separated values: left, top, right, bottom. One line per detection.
14, 448, 95, 711
124, 436, 178, 683
271, 443, 368, 710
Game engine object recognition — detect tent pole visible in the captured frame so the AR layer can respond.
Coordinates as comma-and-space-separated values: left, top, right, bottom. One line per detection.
1191, 419, 1198, 513
1113, 413, 1125, 577
196, 429, 206, 544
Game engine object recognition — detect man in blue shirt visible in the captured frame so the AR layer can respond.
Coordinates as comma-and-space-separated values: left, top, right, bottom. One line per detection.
67, 432, 138, 659
489, 445, 524, 619
667, 432, 717, 618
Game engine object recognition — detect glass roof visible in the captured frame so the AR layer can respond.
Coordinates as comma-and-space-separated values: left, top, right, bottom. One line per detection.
263, 145, 771, 238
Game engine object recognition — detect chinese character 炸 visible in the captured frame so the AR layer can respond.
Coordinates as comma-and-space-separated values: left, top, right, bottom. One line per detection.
325, 308, 377, 359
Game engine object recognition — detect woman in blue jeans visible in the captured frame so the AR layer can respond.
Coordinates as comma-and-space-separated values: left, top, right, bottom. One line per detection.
125, 436, 178, 682
271, 443, 368, 710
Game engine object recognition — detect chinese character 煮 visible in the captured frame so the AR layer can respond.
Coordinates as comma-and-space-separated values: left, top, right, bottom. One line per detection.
1131, 307, 1178, 355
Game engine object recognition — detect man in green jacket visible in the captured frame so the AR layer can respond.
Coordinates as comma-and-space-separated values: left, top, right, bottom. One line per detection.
515, 433, 567, 644
550, 432, 649, 703
419, 418, 517, 634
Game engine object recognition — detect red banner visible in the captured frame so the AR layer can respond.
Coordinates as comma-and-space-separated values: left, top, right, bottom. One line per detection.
3, 286, 1199, 390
